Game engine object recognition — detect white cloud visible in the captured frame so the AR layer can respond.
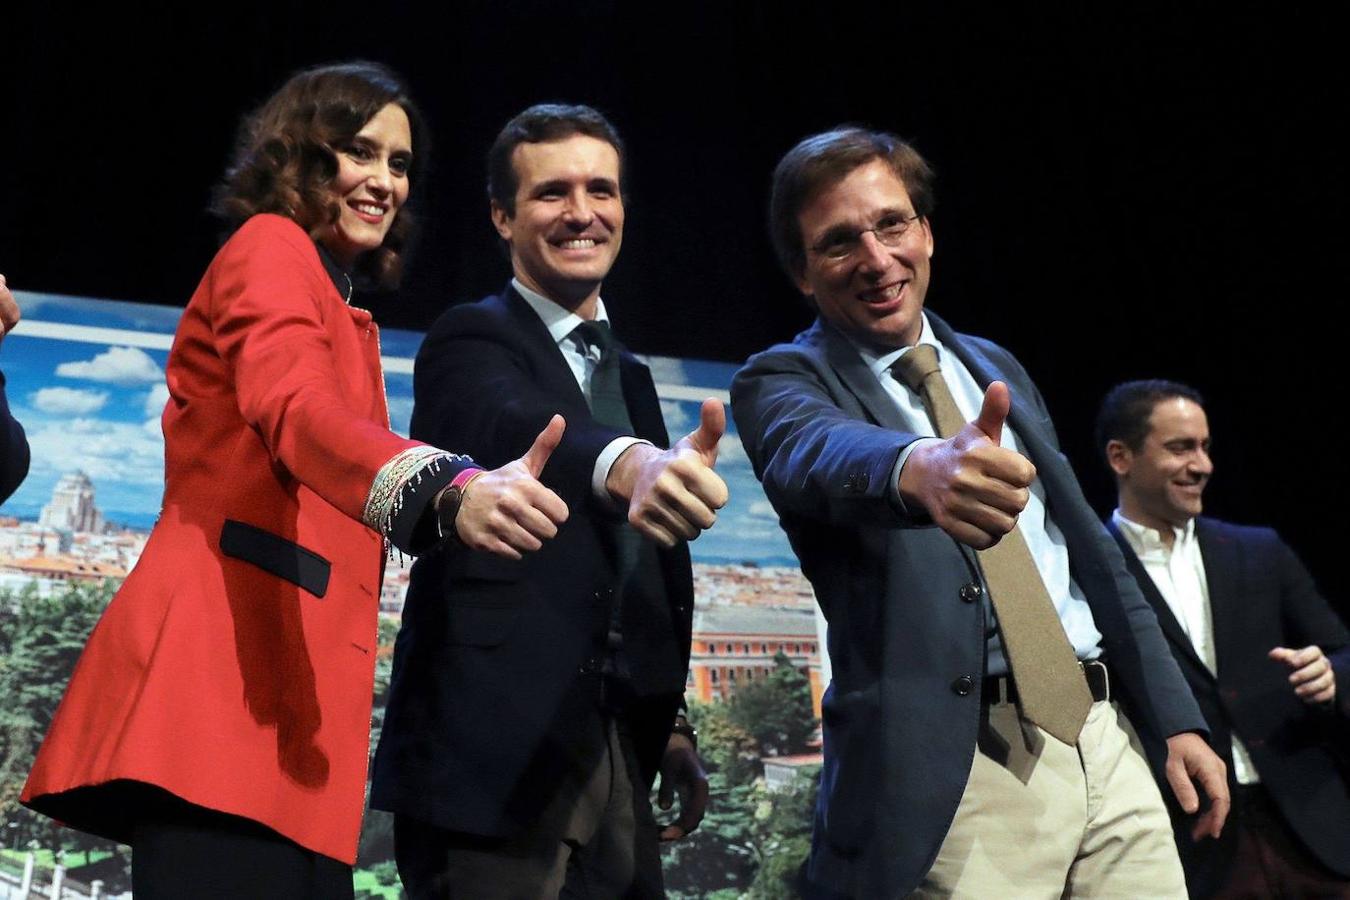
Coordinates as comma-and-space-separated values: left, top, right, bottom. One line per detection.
748, 499, 779, 520
30, 386, 109, 415
143, 383, 171, 417
56, 346, 165, 385
25, 416, 165, 488
715, 432, 748, 465
660, 399, 693, 432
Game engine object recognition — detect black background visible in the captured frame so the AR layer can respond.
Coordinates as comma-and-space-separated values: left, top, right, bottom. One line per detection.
4, 3, 1347, 612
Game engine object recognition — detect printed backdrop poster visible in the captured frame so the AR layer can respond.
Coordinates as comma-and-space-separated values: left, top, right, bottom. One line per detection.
1, 290, 827, 899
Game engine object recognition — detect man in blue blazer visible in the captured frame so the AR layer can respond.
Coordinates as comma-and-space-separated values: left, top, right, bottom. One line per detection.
730, 128, 1229, 898
372, 104, 724, 898
1099, 379, 1350, 897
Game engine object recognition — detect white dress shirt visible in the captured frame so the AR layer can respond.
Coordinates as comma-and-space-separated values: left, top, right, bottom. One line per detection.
512, 279, 650, 501
1112, 510, 1259, 783
852, 313, 1103, 676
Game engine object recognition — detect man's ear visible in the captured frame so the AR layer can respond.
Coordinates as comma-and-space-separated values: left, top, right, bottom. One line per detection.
490, 200, 513, 242
792, 264, 816, 303
1105, 439, 1133, 478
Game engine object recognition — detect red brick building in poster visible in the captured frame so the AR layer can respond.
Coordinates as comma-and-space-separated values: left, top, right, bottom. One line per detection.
687, 604, 824, 718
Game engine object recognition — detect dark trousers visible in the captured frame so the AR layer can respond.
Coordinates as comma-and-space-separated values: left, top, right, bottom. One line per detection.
1205, 784, 1350, 900
131, 796, 353, 900
394, 717, 663, 899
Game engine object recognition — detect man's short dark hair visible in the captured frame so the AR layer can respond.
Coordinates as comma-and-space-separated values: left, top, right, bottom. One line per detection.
487, 103, 626, 216
1095, 379, 1206, 464
769, 127, 936, 281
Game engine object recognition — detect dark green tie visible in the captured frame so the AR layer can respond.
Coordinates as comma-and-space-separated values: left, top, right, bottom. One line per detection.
572, 320, 633, 433
892, 344, 1092, 745
571, 319, 644, 690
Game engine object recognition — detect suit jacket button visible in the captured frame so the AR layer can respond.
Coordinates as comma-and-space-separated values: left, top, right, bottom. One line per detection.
951, 675, 975, 696
959, 583, 983, 603
854, 472, 870, 492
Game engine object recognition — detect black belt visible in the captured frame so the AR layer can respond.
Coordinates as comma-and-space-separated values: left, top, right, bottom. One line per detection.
983, 659, 1110, 706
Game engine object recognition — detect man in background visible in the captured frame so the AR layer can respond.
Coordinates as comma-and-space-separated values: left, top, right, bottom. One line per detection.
1100, 379, 1350, 897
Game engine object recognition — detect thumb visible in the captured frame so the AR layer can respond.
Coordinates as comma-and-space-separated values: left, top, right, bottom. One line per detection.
973, 382, 1011, 445
687, 398, 726, 464
1268, 646, 1294, 666
521, 414, 566, 476
657, 773, 674, 810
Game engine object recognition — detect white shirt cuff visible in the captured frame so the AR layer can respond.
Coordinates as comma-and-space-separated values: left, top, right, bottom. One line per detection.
593, 436, 653, 504
890, 437, 944, 513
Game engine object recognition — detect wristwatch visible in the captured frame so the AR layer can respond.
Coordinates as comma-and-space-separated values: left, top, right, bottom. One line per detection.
671, 714, 698, 749
435, 468, 485, 540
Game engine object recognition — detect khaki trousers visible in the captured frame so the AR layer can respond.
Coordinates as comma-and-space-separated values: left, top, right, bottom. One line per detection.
914, 699, 1187, 899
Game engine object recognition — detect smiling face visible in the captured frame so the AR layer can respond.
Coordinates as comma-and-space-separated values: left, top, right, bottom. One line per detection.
1110, 397, 1213, 532
320, 102, 412, 267
793, 158, 934, 350
491, 134, 623, 317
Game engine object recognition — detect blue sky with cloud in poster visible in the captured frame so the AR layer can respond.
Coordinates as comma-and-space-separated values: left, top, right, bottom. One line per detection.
2, 291, 799, 567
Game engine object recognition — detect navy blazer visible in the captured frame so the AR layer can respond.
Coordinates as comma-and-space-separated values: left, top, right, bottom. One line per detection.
370, 286, 693, 839
731, 313, 1204, 898
1110, 517, 1350, 892
1, 370, 29, 503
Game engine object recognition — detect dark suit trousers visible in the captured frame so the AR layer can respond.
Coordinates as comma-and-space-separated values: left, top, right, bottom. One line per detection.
131, 792, 353, 900
393, 717, 662, 900
1205, 785, 1350, 899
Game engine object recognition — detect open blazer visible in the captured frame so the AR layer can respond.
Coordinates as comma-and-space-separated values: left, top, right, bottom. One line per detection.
22, 214, 472, 864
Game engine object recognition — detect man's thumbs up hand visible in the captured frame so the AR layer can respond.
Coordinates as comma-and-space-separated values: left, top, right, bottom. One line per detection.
898, 381, 1036, 549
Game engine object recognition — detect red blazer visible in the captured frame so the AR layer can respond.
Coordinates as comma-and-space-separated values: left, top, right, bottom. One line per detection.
23, 214, 442, 864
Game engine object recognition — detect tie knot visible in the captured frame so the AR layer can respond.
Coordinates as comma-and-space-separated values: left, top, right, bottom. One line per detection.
890, 343, 941, 393
572, 319, 616, 356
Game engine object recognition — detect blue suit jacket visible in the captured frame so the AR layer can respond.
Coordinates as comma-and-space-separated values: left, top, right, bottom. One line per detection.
1110, 516, 1350, 893
730, 313, 1205, 898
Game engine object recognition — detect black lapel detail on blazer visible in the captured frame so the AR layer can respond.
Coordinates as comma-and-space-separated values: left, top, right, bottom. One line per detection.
500, 285, 592, 415
1195, 517, 1241, 674
813, 320, 909, 431
220, 519, 331, 598
1107, 520, 1213, 677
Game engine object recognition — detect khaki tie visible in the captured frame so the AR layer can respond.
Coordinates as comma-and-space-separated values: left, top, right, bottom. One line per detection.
892, 344, 1091, 744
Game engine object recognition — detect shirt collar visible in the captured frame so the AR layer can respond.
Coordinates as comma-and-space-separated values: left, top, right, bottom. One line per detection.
512, 277, 609, 345
848, 312, 942, 378
1112, 509, 1196, 557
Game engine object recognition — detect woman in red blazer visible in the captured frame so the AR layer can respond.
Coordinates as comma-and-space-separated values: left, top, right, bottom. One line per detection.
21, 62, 568, 899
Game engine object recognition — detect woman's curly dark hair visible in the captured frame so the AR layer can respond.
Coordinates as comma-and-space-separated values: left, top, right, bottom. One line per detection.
211, 60, 428, 288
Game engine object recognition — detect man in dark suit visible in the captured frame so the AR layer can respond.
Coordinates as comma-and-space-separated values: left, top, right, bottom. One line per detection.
1099, 379, 1350, 897
730, 128, 1230, 898
371, 104, 726, 898
1, 274, 30, 503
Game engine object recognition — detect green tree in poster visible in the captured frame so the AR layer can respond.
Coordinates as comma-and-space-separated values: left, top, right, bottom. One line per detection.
662, 652, 820, 897
0, 580, 117, 854
726, 651, 816, 758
